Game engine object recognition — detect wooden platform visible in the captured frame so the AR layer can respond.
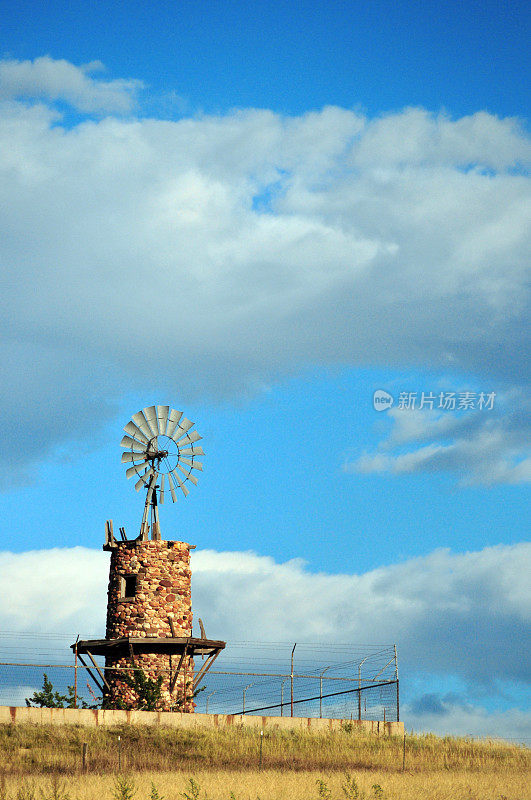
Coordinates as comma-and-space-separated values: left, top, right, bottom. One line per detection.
73, 637, 225, 657
71, 636, 226, 696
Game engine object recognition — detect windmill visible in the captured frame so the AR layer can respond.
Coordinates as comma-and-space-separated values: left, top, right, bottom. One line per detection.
120, 405, 204, 540
73, 405, 225, 713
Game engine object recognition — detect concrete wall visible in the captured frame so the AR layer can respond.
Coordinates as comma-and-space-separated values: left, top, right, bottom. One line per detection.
0, 705, 403, 736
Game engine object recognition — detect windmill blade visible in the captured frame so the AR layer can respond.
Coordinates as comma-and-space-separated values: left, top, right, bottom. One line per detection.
166, 409, 183, 438
156, 405, 170, 434
173, 417, 194, 441
124, 421, 149, 444
121, 451, 148, 463
179, 457, 203, 471
135, 468, 154, 492
173, 470, 190, 496
126, 462, 150, 479
132, 412, 153, 440
176, 430, 202, 447
168, 471, 178, 502
159, 473, 165, 504
143, 406, 159, 437
176, 464, 198, 486
179, 446, 205, 456
120, 435, 147, 452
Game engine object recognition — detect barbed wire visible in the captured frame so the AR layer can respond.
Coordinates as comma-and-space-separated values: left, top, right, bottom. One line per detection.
0, 633, 398, 720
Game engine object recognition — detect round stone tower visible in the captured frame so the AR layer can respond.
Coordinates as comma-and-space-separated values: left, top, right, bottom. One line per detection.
103, 538, 195, 711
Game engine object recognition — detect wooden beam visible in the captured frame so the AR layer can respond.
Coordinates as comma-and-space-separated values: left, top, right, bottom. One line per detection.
168, 617, 177, 638
85, 650, 110, 691
193, 647, 222, 692
105, 520, 116, 548
77, 654, 104, 695
169, 638, 190, 693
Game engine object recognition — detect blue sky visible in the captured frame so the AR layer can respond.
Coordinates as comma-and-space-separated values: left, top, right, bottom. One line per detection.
0, 0, 529, 739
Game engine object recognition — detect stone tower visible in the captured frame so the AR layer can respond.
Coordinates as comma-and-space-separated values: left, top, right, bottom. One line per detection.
73, 526, 224, 712
103, 538, 195, 711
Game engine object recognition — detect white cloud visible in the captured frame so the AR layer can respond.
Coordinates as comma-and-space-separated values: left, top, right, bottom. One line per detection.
192, 544, 531, 687
404, 695, 531, 741
349, 399, 531, 485
1, 542, 529, 684
1, 543, 529, 736
0, 58, 529, 479
0, 547, 107, 634
0, 56, 142, 113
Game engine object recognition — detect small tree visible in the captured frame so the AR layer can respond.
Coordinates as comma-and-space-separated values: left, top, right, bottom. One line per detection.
119, 668, 164, 712
25, 673, 90, 709
104, 668, 206, 712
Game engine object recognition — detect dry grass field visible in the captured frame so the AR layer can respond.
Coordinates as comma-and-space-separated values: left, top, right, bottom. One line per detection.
0, 724, 528, 799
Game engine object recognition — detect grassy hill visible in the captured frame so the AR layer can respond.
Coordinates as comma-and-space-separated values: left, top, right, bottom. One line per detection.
0, 722, 528, 799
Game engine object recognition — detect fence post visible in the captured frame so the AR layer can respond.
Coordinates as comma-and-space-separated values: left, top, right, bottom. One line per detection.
319, 665, 333, 719
358, 655, 369, 721
74, 636, 79, 709
280, 678, 288, 716
259, 730, 263, 770
118, 735, 121, 771
243, 683, 254, 715
82, 742, 88, 772
394, 644, 399, 722
290, 643, 296, 718
396, 679, 400, 722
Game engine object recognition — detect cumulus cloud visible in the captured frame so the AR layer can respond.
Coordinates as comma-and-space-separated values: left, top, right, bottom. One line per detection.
405, 694, 531, 740
0, 58, 529, 479
0, 547, 107, 634
349, 396, 531, 485
0, 56, 143, 113
1, 542, 529, 689
192, 544, 531, 687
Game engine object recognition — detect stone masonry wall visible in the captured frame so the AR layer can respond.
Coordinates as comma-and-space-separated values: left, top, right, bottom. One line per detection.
105, 540, 194, 712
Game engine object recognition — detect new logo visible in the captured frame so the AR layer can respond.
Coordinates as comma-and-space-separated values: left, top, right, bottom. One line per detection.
373, 390, 394, 411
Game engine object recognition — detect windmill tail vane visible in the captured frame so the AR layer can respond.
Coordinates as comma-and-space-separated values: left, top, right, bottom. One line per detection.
120, 405, 204, 540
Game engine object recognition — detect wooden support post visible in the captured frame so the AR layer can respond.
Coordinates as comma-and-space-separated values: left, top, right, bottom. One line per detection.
182, 650, 188, 709
170, 639, 189, 693
105, 520, 116, 548
85, 650, 110, 691
77, 654, 103, 695
193, 648, 222, 693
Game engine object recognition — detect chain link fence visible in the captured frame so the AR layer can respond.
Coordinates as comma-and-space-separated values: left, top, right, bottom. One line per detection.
0, 633, 399, 721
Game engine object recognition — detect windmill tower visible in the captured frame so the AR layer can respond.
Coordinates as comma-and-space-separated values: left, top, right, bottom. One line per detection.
72, 405, 225, 712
